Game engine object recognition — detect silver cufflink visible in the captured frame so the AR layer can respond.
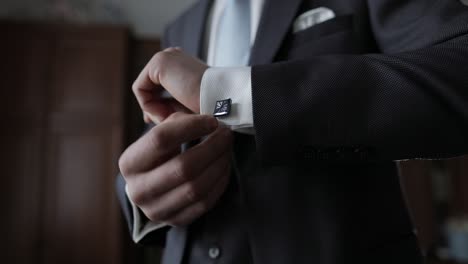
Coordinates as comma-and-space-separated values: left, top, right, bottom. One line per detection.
213, 98, 231, 117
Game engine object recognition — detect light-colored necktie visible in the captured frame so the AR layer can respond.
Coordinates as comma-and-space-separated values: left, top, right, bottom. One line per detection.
214, 0, 251, 67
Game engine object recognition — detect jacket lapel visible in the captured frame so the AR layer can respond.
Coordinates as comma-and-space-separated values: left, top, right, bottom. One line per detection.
182, 0, 213, 58
249, 0, 302, 65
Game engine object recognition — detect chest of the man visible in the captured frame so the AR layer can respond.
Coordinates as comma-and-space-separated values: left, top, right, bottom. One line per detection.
168, 0, 375, 63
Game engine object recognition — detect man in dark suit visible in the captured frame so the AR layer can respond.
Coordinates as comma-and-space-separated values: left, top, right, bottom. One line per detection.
117, 0, 468, 263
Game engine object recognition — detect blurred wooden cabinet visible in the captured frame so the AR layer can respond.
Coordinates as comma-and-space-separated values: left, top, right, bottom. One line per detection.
399, 160, 438, 252
400, 158, 468, 263
0, 21, 128, 264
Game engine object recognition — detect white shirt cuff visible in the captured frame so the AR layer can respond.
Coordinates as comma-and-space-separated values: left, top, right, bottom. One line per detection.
125, 185, 167, 243
200, 67, 254, 133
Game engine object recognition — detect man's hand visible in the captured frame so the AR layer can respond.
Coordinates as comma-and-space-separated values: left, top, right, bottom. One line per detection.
119, 113, 232, 226
133, 48, 208, 123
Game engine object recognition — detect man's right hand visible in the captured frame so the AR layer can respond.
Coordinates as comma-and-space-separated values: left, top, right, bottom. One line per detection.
119, 112, 233, 227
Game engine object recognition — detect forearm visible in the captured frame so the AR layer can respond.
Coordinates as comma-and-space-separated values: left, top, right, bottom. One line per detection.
252, 34, 468, 163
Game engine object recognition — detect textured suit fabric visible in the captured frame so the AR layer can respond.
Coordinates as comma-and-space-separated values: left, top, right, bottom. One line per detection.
253, 1, 468, 164
116, 0, 468, 263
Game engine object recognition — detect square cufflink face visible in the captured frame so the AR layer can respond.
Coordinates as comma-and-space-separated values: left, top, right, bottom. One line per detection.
213, 98, 231, 117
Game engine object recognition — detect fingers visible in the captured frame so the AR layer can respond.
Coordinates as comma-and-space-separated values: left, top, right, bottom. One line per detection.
133, 48, 206, 119
130, 125, 232, 201
132, 62, 159, 112
133, 47, 180, 106
165, 166, 230, 226
140, 150, 230, 222
133, 47, 182, 116
143, 112, 151, 123
119, 113, 218, 177
121, 111, 233, 227
133, 49, 176, 122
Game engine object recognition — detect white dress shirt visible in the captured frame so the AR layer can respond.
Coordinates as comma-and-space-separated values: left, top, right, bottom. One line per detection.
129, 0, 263, 242
200, 0, 263, 131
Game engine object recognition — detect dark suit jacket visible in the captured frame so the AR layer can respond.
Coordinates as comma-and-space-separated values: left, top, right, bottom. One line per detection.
117, 0, 468, 263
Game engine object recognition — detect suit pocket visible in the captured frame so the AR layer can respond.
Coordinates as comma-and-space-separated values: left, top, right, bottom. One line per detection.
290, 14, 354, 46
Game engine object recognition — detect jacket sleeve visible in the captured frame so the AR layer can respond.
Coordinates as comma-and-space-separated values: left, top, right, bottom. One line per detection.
116, 173, 169, 246
251, 0, 468, 164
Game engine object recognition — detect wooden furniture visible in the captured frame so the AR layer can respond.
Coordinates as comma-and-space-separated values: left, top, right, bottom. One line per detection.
399, 160, 438, 253
400, 157, 468, 264
0, 21, 128, 264
446, 157, 468, 216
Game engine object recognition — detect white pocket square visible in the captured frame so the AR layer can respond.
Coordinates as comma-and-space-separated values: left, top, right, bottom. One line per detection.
293, 7, 336, 33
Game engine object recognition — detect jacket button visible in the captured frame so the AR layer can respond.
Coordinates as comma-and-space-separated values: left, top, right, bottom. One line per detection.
208, 246, 221, 259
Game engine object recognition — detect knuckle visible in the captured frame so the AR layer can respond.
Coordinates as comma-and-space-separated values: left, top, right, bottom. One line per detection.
164, 47, 177, 52
118, 152, 132, 176
127, 186, 146, 205
184, 183, 202, 203
149, 52, 166, 79
149, 128, 167, 150
173, 161, 191, 181
152, 52, 169, 68
131, 81, 139, 94
152, 51, 165, 62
